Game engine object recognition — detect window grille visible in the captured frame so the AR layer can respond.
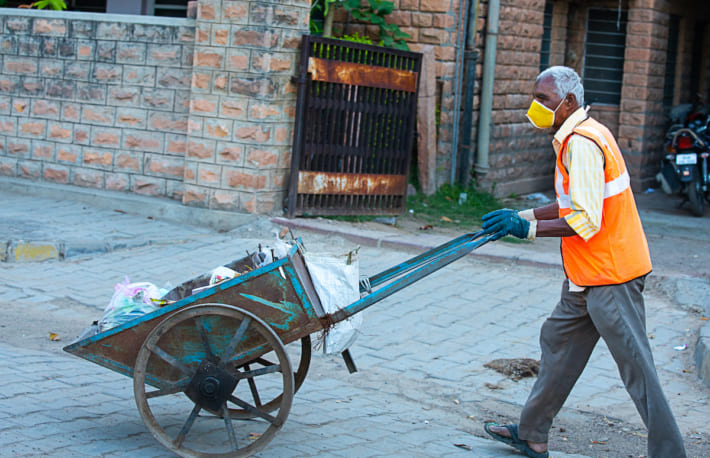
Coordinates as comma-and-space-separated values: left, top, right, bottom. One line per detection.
540, 1, 554, 71
583, 9, 628, 105
663, 15, 680, 111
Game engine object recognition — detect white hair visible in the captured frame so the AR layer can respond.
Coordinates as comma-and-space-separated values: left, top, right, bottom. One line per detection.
537, 66, 585, 107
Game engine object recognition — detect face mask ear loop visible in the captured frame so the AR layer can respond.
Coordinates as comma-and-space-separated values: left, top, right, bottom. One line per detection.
548, 95, 568, 128
552, 96, 566, 115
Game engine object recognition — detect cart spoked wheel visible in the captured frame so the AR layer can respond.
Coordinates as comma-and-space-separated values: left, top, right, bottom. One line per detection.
226, 334, 310, 419
134, 303, 294, 458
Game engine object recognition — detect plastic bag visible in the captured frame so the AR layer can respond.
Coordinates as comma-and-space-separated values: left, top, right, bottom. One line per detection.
98, 278, 166, 332
303, 251, 362, 354
210, 266, 238, 285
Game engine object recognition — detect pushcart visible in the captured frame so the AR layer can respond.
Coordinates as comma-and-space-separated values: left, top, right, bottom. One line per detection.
64, 231, 492, 457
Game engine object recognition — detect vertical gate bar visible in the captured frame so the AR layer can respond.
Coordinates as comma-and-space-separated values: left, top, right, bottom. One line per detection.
368, 85, 378, 174
330, 82, 341, 173
361, 86, 372, 174
322, 81, 333, 173
334, 81, 342, 174
395, 92, 409, 174
375, 86, 386, 174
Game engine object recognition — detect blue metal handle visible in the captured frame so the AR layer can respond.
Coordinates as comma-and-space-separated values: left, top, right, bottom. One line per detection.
364, 230, 486, 291
330, 231, 493, 323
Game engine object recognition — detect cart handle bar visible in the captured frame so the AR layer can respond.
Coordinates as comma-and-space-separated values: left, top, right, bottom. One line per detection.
364, 230, 486, 291
328, 231, 493, 323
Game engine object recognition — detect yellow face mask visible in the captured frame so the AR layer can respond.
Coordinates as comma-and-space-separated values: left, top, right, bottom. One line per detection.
526, 98, 565, 129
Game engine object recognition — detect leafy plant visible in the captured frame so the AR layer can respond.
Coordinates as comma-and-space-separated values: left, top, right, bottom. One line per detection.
315, 0, 411, 51
32, 0, 67, 9
344, 0, 410, 50
340, 32, 373, 45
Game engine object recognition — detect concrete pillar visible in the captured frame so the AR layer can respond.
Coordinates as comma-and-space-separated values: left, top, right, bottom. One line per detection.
184, 0, 310, 213
417, 45, 437, 195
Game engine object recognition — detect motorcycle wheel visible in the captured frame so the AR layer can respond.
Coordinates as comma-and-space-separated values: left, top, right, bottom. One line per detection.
688, 176, 704, 216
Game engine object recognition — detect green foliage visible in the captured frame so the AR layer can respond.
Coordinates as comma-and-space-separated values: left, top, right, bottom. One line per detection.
340, 32, 373, 45
343, 0, 410, 50
407, 184, 502, 228
313, 0, 411, 51
33, 0, 67, 9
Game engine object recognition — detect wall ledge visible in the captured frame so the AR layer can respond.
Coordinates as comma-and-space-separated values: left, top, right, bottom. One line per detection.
0, 7, 194, 26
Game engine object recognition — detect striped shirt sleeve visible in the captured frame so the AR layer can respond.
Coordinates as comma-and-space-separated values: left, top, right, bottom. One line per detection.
563, 135, 605, 241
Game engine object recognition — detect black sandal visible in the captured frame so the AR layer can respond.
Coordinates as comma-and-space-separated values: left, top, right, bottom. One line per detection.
484, 422, 549, 458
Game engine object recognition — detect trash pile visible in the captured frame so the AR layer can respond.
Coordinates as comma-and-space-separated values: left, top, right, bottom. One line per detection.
73, 239, 294, 342
71, 234, 364, 356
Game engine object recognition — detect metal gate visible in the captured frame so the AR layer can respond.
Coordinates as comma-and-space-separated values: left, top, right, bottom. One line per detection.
287, 35, 422, 217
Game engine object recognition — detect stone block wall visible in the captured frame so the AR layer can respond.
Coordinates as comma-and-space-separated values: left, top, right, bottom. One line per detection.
0, 10, 195, 199
183, 0, 310, 213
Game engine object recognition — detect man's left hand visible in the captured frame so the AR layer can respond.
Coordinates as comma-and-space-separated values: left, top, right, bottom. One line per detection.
481, 209, 530, 241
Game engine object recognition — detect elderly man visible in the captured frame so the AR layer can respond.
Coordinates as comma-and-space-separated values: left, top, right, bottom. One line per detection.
481, 66, 687, 458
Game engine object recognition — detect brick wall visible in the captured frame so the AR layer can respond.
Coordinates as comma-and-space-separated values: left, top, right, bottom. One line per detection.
0, 10, 195, 199
183, 0, 310, 213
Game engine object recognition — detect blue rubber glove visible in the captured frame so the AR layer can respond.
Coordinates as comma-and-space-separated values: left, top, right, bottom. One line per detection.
481, 209, 530, 241
481, 208, 517, 228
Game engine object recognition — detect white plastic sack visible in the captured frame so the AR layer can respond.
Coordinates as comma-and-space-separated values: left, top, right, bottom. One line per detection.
303, 252, 362, 354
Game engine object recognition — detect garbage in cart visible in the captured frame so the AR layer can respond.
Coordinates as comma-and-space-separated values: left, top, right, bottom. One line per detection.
72, 236, 364, 355
72, 239, 292, 341
98, 278, 167, 332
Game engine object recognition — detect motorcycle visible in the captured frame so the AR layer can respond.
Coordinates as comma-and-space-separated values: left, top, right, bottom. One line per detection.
657, 122, 710, 216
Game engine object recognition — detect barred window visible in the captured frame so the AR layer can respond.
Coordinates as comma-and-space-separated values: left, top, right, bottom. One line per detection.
583, 9, 628, 105
540, 1, 554, 71
663, 15, 680, 111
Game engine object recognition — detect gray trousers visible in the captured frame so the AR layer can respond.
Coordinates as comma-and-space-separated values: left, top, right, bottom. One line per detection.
518, 277, 687, 458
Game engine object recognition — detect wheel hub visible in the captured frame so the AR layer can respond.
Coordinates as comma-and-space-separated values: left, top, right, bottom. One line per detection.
186, 360, 238, 414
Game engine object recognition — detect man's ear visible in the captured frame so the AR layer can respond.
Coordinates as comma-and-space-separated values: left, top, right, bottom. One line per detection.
565, 93, 578, 109
565, 92, 579, 112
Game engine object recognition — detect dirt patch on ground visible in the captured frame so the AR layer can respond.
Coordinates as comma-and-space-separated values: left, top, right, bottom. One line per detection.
484, 358, 540, 381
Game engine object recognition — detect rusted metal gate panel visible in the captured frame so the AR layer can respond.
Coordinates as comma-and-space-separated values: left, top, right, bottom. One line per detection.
287, 36, 422, 217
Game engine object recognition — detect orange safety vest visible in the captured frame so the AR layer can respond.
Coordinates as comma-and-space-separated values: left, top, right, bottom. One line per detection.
556, 117, 652, 286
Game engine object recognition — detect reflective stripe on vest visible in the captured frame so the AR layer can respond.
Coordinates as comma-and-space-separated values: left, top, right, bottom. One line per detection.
556, 166, 630, 209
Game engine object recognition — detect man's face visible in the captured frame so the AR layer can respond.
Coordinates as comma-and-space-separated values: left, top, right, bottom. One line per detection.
531, 75, 574, 130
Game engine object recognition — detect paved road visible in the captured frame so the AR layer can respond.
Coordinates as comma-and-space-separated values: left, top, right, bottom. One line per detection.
0, 185, 708, 457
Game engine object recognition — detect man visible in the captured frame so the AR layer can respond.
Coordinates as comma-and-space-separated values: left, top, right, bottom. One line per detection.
481, 66, 687, 458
